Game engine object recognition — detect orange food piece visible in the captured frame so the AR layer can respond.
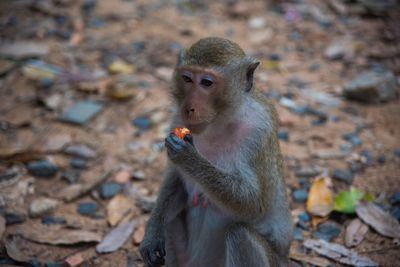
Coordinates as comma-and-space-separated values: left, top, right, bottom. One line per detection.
174, 127, 191, 139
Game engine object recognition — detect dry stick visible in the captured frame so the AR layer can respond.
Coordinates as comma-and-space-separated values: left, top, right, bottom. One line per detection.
358, 245, 400, 254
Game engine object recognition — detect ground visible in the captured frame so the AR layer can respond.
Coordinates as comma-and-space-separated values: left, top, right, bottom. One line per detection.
0, 0, 399, 266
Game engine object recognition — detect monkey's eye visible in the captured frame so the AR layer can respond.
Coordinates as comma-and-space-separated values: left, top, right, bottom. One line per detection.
181, 74, 193, 83
200, 78, 213, 87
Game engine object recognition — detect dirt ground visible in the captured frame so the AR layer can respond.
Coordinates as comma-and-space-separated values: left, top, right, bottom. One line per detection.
0, 0, 399, 266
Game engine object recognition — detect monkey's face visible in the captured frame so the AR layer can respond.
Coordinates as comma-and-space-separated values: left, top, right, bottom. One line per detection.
174, 66, 224, 134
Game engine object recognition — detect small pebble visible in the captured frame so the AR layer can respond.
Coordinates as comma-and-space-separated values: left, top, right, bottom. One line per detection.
46, 262, 64, 267
293, 190, 308, 203
298, 212, 311, 222
77, 202, 98, 217
132, 116, 152, 130
378, 154, 386, 164
60, 101, 103, 125
360, 149, 373, 165
342, 133, 362, 147
293, 227, 304, 241
298, 178, 311, 190
100, 182, 122, 199
394, 148, 400, 158
313, 223, 341, 241
62, 169, 80, 184
64, 144, 96, 159
29, 197, 59, 217
332, 169, 353, 184
42, 216, 66, 225
391, 207, 400, 221
70, 158, 88, 169
27, 160, 59, 178
30, 259, 42, 267
278, 131, 289, 142
390, 192, 400, 205
5, 212, 25, 225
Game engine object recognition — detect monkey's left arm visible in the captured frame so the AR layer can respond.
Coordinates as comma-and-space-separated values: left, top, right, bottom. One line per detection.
165, 134, 266, 221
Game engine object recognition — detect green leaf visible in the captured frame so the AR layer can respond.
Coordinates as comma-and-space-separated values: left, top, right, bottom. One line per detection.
334, 187, 365, 214
363, 192, 375, 202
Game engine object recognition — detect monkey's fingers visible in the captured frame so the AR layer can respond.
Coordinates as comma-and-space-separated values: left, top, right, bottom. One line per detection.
183, 134, 194, 145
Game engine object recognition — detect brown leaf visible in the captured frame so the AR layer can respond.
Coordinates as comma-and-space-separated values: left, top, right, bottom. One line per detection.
307, 177, 334, 217
65, 252, 85, 267
60, 171, 111, 202
0, 216, 5, 240
345, 218, 369, 247
133, 224, 145, 245
356, 201, 400, 239
107, 194, 135, 226
19, 224, 101, 245
304, 239, 378, 266
5, 235, 33, 263
290, 250, 331, 267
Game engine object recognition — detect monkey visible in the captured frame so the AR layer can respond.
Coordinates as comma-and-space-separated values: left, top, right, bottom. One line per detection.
140, 37, 293, 267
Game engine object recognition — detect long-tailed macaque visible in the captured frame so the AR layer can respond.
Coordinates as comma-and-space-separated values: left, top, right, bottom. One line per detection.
140, 37, 292, 267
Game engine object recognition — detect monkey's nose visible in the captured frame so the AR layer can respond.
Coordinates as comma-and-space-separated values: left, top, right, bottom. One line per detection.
187, 108, 195, 115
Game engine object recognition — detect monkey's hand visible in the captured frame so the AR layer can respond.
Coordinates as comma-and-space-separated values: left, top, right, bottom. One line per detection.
139, 232, 166, 267
165, 132, 197, 163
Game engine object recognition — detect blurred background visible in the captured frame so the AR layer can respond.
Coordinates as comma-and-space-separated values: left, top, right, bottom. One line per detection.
0, 0, 399, 266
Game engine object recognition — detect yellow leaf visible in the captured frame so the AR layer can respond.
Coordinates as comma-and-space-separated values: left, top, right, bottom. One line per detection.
307, 176, 334, 217
107, 194, 135, 226
108, 60, 135, 74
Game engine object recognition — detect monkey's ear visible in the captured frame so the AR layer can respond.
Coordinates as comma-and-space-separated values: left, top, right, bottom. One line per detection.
176, 49, 185, 67
245, 61, 260, 92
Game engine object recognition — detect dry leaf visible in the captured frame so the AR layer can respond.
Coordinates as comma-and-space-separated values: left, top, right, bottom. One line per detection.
96, 221, 137, 253
0, 216, 5, 240
5, 235, 33, 263
307, 177, 334, 217
65, 252, 84, 267
345, 218, 368, 247
107, 194, 135, 226
356, 201, 400, 239
290, 250, 331, 267
304, 239, 378, 266
60, 171, 111, 202
19, 224, 101, 245
133, 224, 145, 245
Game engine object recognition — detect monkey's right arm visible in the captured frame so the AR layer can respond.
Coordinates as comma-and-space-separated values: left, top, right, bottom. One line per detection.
140, 167, 186, 267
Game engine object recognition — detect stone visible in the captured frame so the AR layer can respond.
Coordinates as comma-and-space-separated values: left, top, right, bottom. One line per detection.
0, 42, 49, 59
248, 17, 267, 30
132, 116, 152, 130
77, 202, 98, 217
391, 207, 400, 221
324, 38, 354, 60
342, 133, 362, 148
133, 225, 145, 245
5, 212, 25, 225
65, 253, 84, 267
29, 197, 59, 217
343, 68, 397, 103
293, 227, 304, 241
298, 212, 311, 223
394, 148, 400, 158
131, 170, 146, 181
313, 223, 341, 241
60, 101, 104, 125
295, 166, 321, 178
42, 216, 66, 225
27, 160, 59, 178
378, 154, 386, 164
390, 192, 400, 205
64, 144, 96, 159
62, 169, 81, 184
114, 170, 131, 183
70, 158, 88, 169
332, 169, 353, 184
360, 150, 373, 166
46, 262, 63, 267
278, 131, 289, 142
293, 190, 308, 203
100, 182, 122, 199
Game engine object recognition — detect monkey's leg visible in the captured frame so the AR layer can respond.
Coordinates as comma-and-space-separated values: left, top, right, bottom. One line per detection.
224, 224, 279, 267
165, 212, 188, 267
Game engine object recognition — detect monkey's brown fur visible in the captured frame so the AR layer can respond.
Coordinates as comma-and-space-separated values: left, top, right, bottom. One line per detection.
140, 37, 292, 267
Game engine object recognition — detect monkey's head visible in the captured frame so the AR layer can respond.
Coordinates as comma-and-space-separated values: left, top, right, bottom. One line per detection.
173, 37, 260, 134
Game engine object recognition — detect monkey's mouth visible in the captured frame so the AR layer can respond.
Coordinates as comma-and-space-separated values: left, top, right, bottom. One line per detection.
185, 122, 208, 134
